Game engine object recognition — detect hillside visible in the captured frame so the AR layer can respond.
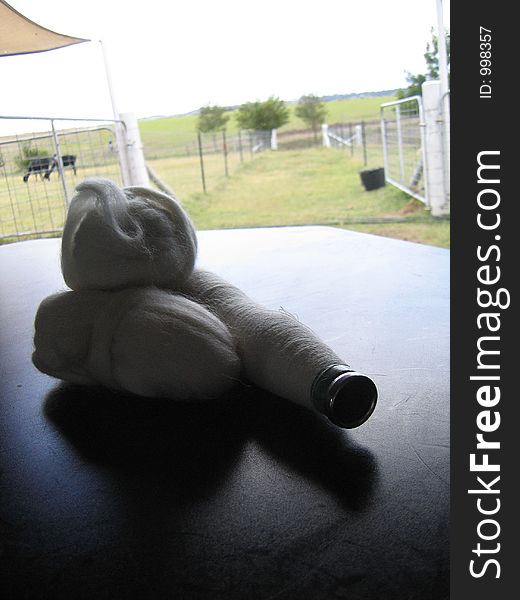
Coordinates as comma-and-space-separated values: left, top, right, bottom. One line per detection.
139, 94, 396, 151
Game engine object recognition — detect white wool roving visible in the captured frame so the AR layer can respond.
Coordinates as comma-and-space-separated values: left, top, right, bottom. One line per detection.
61, 178, 198, 290
180, 271, 377, 428
33, 287, 241, 400
37, 177, 376, 427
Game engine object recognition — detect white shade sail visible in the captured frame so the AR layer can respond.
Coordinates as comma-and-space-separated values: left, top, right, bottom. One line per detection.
0, 0, 88, 57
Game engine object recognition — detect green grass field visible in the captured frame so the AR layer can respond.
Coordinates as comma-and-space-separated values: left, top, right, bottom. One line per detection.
139, 95, 395, 158
147, 147, 449, 248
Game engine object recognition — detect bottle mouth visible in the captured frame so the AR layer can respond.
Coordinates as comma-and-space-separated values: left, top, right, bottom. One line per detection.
311, 365, 378, 429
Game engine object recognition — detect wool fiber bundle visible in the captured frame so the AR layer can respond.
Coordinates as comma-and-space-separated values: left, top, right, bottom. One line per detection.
34, 177, 377, 428
179, 270, 377, 428
33, 288, 241, 400
61, 178, 197, 290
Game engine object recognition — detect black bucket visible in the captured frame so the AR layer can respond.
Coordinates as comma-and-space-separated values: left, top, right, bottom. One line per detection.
360, 167, 385, 191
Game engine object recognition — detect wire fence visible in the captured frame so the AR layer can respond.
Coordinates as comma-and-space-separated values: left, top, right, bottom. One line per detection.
0, 117, 123, 243
143, 121, 386, 200
325, 120, 384, 168
143, 129, 271, 197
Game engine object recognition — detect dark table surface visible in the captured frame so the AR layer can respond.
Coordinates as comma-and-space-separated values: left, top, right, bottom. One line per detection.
0, 226, 449, 600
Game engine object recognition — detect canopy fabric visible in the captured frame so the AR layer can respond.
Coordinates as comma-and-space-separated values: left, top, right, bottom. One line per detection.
0, 0, 88, 57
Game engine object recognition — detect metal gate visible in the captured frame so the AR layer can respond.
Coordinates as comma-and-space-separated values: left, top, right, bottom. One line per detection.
0, 116, 124, 243
380, 96, 427, 204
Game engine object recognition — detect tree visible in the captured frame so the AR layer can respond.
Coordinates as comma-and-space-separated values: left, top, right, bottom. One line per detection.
295, 94, 327, 141
235, 96, 290, 131
397, 28, 450, 99
197, 105, 230, 133
424, 27, 450, 80
396, 73, 427, 99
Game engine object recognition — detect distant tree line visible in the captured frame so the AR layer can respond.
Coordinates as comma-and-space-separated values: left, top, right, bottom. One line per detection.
196, 94, 328, 133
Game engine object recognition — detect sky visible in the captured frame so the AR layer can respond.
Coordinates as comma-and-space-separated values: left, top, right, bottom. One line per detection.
1, 0, 450, 125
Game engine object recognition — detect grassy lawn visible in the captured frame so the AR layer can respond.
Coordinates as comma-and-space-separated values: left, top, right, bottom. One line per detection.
149, 147, 450, 248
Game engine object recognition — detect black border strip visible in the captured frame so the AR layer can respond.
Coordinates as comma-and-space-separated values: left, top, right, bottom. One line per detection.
451, 3, 515, 597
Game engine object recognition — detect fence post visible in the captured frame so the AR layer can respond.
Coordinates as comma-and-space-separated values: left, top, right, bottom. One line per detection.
422, 80, 450, 216
270, 129, 278, 150
321, 124, 330, 147
119, 112, 149, 186
354, 124, 363, 146
197, 132, 207, 194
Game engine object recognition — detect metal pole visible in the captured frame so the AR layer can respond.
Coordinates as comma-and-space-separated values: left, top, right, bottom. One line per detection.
417, 95, 430, 209
197, 132, 207, 194
395, 108, 405, 181
99, 40, 119, 121
50, 120, 70, 207
380, 110, 389, 183
349, 122, 354, 156
99, 39, 130, 186
222, 130, 229, 177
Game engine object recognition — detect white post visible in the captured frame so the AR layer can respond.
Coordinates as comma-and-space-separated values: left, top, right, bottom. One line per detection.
322, 123, 331, 147
270, 129, 278, 150
422, 80, 449, 216
114, 123, 131, 187
99, 39, 131, 186
355, 124, 363, 145
120, 112, 149, 187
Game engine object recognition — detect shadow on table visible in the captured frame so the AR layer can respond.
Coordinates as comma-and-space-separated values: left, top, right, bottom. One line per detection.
43, 382, 378, 511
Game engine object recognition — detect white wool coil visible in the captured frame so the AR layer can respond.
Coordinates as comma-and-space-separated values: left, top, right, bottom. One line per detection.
179, 270, 378, 428
33, 287, 241, 400
61, 178, 198, 290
